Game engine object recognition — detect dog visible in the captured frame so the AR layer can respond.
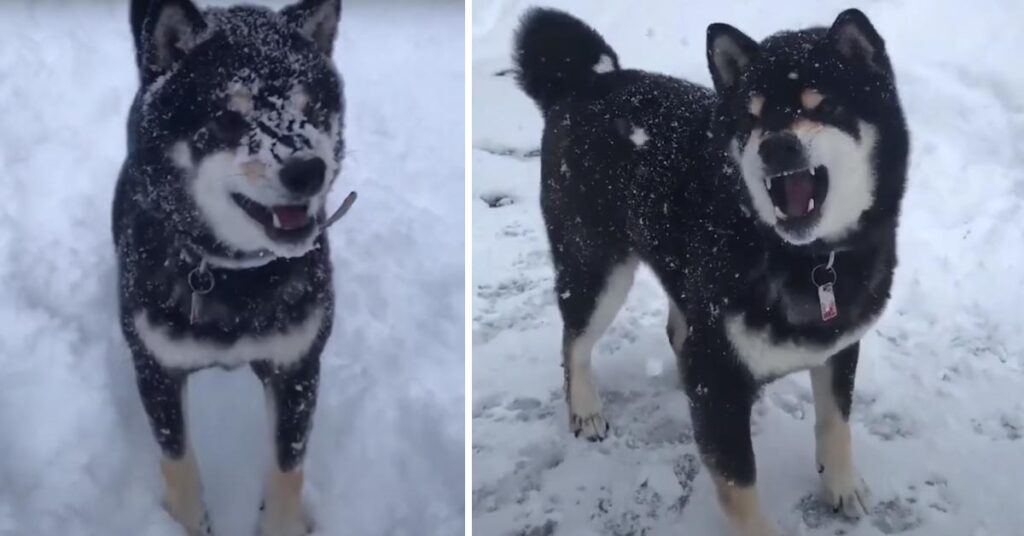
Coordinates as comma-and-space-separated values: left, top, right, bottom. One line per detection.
514, 7, 908, 536
113, 0, 344, 534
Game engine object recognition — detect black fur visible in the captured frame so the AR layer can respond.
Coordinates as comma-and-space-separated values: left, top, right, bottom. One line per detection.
514, 7, 908, 491
114, 0, 343, 494
513, 8, 619, 114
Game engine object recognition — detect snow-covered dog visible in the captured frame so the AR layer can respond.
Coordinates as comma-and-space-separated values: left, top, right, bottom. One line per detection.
113, 1, 345, 534
514, 8, 908, 535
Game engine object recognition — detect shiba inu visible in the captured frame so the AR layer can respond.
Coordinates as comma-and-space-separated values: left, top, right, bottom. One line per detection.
514, 8, 908, 535
114, 0, 345, 533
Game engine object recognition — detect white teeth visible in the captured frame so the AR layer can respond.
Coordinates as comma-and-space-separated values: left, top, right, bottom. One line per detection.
808, 198, 815, 211
272, 212, 282, 229
774, 206, 787, 220
809, 167, 817, 177
767, 167, 810, 180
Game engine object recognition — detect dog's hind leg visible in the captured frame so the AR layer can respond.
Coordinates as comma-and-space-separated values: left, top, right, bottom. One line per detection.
134, 357, 211, 536
555, 253, 638, 441
810, 343, 870, 518
252, 355, 320, 536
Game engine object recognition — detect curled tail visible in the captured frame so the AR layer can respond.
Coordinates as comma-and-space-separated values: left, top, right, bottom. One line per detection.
513, 8, 620, 113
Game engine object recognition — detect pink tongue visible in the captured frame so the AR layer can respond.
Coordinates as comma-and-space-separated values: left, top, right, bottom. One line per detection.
272, 206, 310, 230
784, 173, 814, 217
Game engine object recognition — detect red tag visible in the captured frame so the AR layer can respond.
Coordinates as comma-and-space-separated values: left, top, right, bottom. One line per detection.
818, 282, 838, 322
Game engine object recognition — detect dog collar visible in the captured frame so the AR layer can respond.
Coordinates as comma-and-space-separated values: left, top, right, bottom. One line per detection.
179, 191, 358, 325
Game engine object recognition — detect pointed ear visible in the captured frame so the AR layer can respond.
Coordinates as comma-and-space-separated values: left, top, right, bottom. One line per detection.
282, 0, 342, 56
706, 23, 760, 94
140, 0, 206, 77
828, 9, 890, 74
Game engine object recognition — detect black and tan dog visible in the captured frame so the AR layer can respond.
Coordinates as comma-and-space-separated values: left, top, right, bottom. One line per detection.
515, 7, 908, 535
114, 0, 345, 534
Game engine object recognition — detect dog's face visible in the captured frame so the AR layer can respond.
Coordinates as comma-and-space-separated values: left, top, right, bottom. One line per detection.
707, 9, 904, 246
135, 0, 343, 257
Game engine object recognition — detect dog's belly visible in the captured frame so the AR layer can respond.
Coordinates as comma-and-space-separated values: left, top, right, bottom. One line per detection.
724, 313, 877, 380
133, 307, 326, 370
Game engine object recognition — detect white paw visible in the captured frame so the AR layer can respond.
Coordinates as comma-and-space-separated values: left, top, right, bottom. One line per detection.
819, 463, 871, 518
728, 512, 778, 536
258, 501, 312, 536
739, 520, 779, 536
568, 379, 608, 441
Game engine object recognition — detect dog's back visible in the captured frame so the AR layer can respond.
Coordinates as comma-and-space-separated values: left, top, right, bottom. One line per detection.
514, 8, 746, 291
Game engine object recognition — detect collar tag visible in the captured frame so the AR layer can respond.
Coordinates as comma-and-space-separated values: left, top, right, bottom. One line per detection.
811, 251, 838, 322
187, 260, 215, 325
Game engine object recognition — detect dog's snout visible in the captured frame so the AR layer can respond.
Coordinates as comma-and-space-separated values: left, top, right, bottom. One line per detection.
758, 133, 804, 172
280, 157, 326, 196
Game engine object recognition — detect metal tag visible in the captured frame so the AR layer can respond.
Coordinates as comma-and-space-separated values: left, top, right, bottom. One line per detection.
818, 282, 838, 322
189, 291, 203, 325
186, 262, 215, 326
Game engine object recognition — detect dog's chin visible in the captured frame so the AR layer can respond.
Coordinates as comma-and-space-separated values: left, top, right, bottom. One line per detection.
774, 225, 818, 246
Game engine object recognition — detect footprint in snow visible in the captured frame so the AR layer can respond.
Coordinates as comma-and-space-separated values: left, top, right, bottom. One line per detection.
480, 193, 515, 208
863, 411, 916, 441
506, 396, 556, 423
971, 413, 1022, 440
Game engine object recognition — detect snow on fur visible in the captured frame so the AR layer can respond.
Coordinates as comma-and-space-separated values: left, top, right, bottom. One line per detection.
473, 0, 1024, 535
0, 0, 464, 534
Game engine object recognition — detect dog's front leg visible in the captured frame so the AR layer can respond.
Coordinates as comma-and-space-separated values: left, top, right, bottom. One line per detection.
810, 343, 870, 517
252, 355, 319, 536
687, 353, 776, 536
134, 356, 211, 535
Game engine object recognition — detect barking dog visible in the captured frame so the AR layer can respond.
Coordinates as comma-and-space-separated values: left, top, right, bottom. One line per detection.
114, 1, 344, 534
514, 8, 908, 535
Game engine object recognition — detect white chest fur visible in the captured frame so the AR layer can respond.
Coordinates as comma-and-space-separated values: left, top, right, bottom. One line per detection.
724, 313, 877, 380
133, 308, 326, 370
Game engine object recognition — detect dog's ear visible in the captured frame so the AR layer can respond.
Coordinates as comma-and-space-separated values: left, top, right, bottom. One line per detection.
139, 0, 207, 78
706, 23, 760, 94
282, 0, 342, 56
827, 9, 891, 75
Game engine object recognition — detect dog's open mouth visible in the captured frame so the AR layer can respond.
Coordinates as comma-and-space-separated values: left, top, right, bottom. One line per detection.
765, 165, 829, 227
231, 193, 316, 242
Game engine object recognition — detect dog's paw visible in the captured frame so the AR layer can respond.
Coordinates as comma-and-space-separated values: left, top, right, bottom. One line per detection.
819, 463, 871, 518
166, 506, 212, 536
570, 411, 609, 441
568, 380, 609, 441
734, 515, 779, 536
194, 512, 213, 536
257, 502, 312, 536
164, 492, 212, 535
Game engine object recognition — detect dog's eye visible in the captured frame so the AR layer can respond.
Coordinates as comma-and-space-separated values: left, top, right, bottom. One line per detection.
209, 111, 249, 145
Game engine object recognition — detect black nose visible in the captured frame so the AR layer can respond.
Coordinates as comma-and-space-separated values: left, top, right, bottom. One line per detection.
279, 157, 326, 196
758, 133, 804, 172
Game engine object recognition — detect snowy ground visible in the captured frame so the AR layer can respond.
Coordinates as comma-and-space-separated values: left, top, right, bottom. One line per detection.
472, 1, 1024, 535
0, 1, 464, 534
